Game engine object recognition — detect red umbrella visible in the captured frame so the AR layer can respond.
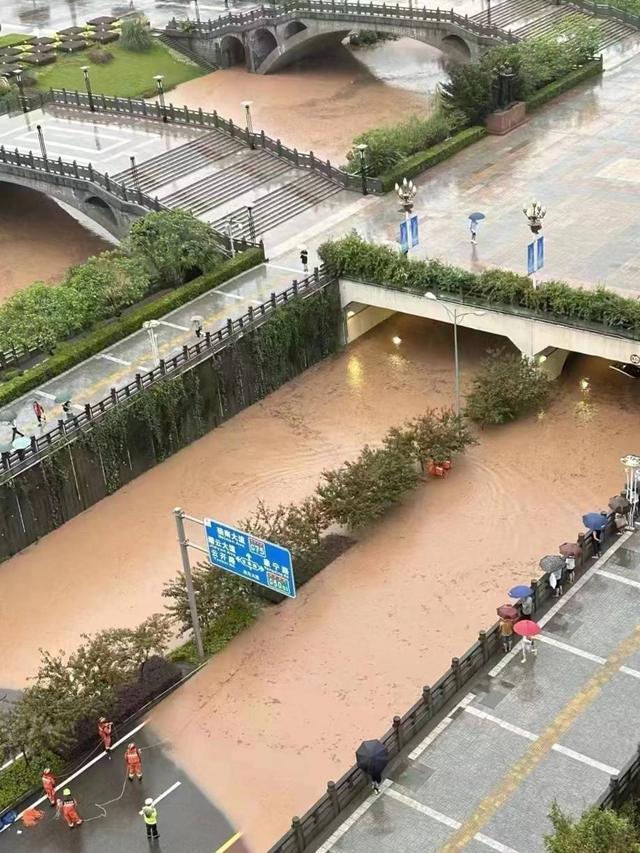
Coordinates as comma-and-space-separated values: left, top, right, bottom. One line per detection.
497, 604, 519, 620
513, 620, 540, 638
559, 542, 581, 558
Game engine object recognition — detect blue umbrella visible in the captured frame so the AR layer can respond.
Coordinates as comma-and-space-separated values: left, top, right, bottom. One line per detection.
508, 585, 533, 599
582, 512, 607, 530
468, 212, 486, 222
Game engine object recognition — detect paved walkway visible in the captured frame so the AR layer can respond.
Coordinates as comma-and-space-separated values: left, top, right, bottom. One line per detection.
314, 529, 640, 853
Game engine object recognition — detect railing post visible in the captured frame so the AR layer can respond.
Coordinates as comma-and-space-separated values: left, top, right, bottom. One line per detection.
227, 318, 233, 336
313, 266, 320, 281
327, 781, 340, 817
452, 656, 462, 690
291, 817, 305, 853
271, 292, 277, 310
135, 373, 143, 390
607, 775, 620, 809
159, 358, 167, 375
105, 172, 111, 192
88, 162, 94, 181
479, 629, 489, 663
393, 714, 403, 750
84, 403, 93, 419
294, 147, 299, 165
110, 387, 117, 404
62, 87, 68, 104
422, 685, 433, 717
198, 107, 204, 124
73, 159, 79, 177
530, 578, 539, 613
277, 138, 282, 156
310, 150, 315, 170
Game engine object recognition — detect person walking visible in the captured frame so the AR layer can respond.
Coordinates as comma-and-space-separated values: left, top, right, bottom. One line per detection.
469, 219, 478, 245
565, 554, 576, 584
41, 767, 57, 807
520, 594, 534, 620
125, 742, 143, 781
58, 788, 83, 828
300, 249, 309, 273
61, 399, 73, 418
499, 618, 514, 652
140, 798, 159, 840
97, 717, 113, 758
550, 566, 564, 598
592, 526, 602, 558
32, 400, 46, 427
520, 635, 538, 664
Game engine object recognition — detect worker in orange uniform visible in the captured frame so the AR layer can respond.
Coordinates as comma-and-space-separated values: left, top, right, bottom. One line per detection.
41, 767, 57, 807
125, 742, 143, 781
57, 788, 83, 828
97, 717, 113, 758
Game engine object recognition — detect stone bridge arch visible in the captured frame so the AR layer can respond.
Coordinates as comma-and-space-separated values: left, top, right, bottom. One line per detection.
219, 34, 246, 67
283, 20, 308, 39
250, 27, 279, 68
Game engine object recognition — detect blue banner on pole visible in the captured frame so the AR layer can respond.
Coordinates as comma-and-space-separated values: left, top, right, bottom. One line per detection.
536, 236, 544, 270
204, 518, 296, 598
399, 220, 409, 253
527, 242, 535, 275
410, 214, 419, 248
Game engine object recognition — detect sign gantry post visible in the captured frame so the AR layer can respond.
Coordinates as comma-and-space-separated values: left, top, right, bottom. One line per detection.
174, 507, 206, 661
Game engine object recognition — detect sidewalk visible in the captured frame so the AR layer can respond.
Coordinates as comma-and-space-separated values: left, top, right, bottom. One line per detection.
315, 529, 640, 853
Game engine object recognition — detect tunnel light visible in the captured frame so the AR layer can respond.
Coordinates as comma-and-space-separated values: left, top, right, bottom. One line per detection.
392, 336, 402, 346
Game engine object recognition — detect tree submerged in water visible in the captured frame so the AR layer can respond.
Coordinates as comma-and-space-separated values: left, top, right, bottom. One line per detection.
465, 348, 551, 425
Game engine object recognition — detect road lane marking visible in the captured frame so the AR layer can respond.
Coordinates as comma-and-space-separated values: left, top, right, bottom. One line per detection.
551, 744, 618, 775
620, 664, 640, 680
98, 353, 131, 366
158, 320, 189, 331
408, 693, 476, 760
536, 635, 606, 664
215, 830, 244, 852
464, 706, 538, 741
315, 780, 392, 852
597, 568, 640, 589
266, 263, 305, 274
152, 780, 181, 806
34, 390, 56, 400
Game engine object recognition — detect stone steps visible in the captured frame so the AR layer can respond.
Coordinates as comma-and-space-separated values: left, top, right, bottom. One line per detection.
156, 32, 218, 71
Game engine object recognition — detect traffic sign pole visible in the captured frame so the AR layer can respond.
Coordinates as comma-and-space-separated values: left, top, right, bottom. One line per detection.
174, 507, 205, 661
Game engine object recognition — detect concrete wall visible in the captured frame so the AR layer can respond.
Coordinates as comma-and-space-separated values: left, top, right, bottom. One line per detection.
346, 305, 394, 342
340, 278, 640, 366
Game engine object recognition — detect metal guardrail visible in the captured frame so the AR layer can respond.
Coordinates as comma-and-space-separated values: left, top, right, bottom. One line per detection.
46, 88, 382, 193
0, 269, 336, 481
268, 516, 618, 853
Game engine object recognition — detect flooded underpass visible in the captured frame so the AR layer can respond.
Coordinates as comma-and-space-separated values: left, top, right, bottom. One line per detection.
0, 312, 638, 848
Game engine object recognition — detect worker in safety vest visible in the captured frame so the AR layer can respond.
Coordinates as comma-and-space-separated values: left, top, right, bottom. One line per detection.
125, 742, 143, 781
97, 717, 113, 757
57, 788, 83, 828
41, 767, 57, 807
139, 797, 159, 839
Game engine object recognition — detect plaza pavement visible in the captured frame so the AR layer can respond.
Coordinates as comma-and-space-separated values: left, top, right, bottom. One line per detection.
311, 528, 640, 853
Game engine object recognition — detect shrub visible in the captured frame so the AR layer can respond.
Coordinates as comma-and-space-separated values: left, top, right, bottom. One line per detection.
441, 62, 495, 124
120, 16, 153, 52
545, 803, 640, 852
465, 349, 551, 425
64, 250, 151, 322
87, 47, 114, 63
0, 753, 62, 813
384, 410, 476, 469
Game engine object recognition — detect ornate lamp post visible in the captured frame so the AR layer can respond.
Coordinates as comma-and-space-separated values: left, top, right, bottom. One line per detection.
241, 99, 254, 149
395, 177, 417, 255
142, 320, 161, 365
80, 65, 95, 112
356, 142, 368, 196
36, 123, 48, 163
153, 74, 167, 123
193, 0, 202, 23
523, 199, 546, 234
621, 454, 640, 529
14, 67, 27, 113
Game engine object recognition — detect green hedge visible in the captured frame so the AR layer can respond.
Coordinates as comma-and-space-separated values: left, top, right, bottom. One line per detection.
525, 58, 603, 112
0, 754, 61, 813
0, 247, 264, 409
379, 126, 487, 192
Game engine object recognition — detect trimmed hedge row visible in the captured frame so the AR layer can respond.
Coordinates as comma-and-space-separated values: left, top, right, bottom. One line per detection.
379, 126, 487, 192
0, 247, 264, 409
525, 58, 603, 112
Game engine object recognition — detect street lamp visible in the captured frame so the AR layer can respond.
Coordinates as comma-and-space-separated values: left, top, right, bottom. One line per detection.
523, 199, 546, 234
193, 0, 202, 23
35, 123, 48, 164
241, 99, 254, 149
142, 319, 161, 365
356, 142, 368, 196
246, 204, 256, 242
487, 0, 492, 28
395, 176, 417, 254
130, 155, 140, 191
226, 217, 242, 257
154, 74, 167, 123
621, 454, 640, 530
14, 67, 27, 113
425, 292, 485, 417
80, 65, 95, 112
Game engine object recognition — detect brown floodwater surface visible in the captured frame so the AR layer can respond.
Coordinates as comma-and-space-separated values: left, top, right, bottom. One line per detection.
0, 183, 109, 299
0, 315, 638, 849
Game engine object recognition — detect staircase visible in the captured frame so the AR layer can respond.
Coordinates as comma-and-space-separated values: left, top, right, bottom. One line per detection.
472, 0, 637, 48
156, 32, 218, 71
113, 132, 243, 194
212, 173, 342, 240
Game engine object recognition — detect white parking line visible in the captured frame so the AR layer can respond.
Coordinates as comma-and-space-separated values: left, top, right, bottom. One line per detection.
464, 706, 538, 741
219, 292, 245, 300
408, 693, 476, 760
552, 744, 619, 776
151, 780, 181, 806
98, 353, 131, 366
536, 635, 606, 664
158, 320, 189, 331
620, 665, 640, 680
266, 263, 306, 274
597, 569, 640, 590
34, 390, 56, 400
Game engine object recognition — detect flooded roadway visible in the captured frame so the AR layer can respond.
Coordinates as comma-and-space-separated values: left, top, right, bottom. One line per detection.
0, 313, 638, 848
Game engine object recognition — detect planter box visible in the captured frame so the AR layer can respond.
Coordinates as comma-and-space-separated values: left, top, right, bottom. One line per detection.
23, 53, 57, 66
60, 41, 89, 53
484, 101, 527, 135
94, 31, 119, 44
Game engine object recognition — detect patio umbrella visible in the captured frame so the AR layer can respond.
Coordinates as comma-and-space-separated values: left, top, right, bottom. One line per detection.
608, 495, 630, 513
53, 391, 71, 405
513, 620, 540, 638
12, 436, 30, 451
356, 739, 389, 779
539, 555, 565, 574
497, 604, 519, 620
582, 512, 607, 530
508, 585, 533, 599
468, 212, 486, 222
559, 542, 582, 558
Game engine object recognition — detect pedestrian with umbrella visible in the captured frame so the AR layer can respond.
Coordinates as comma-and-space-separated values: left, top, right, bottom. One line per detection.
514, 620, 540, 663
583, 512, 607, 558
559, 542, 581, 583
356, 739, 389, 794
508, 585, 533, 620
468, 212, 485, 245
609, 495, 630, 534
540, 555, 566, 598
497, 604, 518, 651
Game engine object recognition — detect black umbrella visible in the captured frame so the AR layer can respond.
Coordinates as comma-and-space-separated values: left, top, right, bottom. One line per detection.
539, 555, 565, 574
356, 739, 389, 782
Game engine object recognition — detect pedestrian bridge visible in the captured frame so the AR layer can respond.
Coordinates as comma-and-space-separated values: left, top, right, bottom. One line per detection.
341, 278, 640, 377
166, 2, 517, 74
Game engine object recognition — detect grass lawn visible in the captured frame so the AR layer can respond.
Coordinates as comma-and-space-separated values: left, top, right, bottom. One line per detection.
0, 33, 34, 47
33, 40, 205, 99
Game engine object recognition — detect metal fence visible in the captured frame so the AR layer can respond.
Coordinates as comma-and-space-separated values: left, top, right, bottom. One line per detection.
268, 515, 617, 853
0, 269, 335, 482
45, 88, 383, 193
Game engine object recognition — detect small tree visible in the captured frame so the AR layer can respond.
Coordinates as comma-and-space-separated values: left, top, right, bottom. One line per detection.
385, 409, 476, 470
465, 349, 551, 425
545, 803, 640, 853
127, 210, 224, 287
440, 62, 495, 124
241, 498, 327, 565
64, 250, 151, 321
0, 283, 78, 352
317, 445, 419, 529
120, 16, 153, 52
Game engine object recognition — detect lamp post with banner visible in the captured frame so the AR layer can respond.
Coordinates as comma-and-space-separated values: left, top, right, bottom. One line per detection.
621, 454, 640, 529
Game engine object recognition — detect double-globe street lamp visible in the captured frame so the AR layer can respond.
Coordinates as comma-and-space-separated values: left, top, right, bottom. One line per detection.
241, 99, 254, 149
356, 142, 368, 195
523, 199, 546, 234
154, 74, 167, 123
425, 292, 485, 417
395, 176, 417, 254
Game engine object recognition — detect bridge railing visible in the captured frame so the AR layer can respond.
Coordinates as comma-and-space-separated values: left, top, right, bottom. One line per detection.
560, 0, 640, 28
46, 88, 383, 193
168, 1, 518, 41
0, 269, 336, 482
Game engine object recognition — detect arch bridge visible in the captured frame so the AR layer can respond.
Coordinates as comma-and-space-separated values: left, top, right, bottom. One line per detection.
166, 2, 518, 74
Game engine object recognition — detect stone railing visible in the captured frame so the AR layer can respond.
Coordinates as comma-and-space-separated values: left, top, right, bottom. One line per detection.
561, 0, 640, 28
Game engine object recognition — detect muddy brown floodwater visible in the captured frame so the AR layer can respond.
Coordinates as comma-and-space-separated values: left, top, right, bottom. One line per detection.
0, 184, 109, 300
0, 314, 638, 850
